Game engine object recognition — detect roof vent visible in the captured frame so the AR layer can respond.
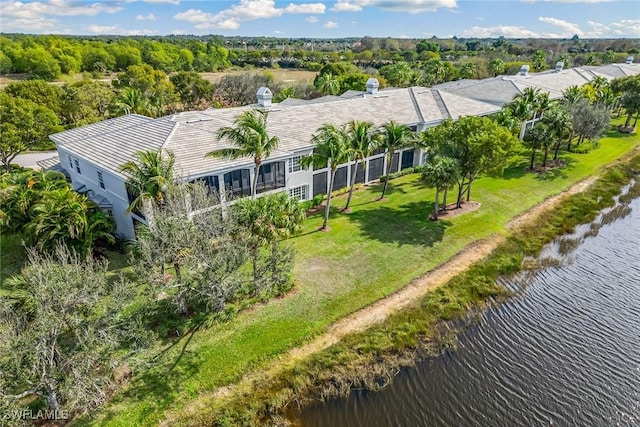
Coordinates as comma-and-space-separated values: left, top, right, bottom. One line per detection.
256, 87, 272, 108
555, 61, 564, 72
366, 78, 379, 95
519, 64, 530, 76
626, 56, 634, 64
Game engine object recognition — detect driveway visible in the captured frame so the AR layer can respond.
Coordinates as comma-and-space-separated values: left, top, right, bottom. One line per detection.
12, 151, 58, 169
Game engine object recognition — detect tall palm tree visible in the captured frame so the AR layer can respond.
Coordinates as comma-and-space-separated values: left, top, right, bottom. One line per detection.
377, 121, 414, 200
300, 124, 350, 231
385, 62, 413, 87
119, 149, 176, 213
206, 109, 279, 199
542, 105, 573, 161
344, 120, 375, 212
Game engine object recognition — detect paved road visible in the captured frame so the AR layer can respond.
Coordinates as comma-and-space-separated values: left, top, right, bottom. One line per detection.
12, 151, 57, 168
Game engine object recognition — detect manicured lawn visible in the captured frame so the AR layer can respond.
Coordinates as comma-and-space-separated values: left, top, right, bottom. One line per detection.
0, 233, 27, 288
78, 123, 639, 426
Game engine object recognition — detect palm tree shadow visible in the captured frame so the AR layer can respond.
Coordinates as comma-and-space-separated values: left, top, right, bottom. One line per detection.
348, 200, 451, 247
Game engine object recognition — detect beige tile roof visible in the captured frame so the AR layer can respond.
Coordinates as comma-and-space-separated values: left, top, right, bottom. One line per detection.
53, 63, 640, 179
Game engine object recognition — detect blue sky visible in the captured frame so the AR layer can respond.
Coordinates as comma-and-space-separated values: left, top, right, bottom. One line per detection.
0, 0, 638, 38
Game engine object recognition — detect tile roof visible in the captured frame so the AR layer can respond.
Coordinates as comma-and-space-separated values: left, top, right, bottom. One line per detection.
53, 63, 640, 179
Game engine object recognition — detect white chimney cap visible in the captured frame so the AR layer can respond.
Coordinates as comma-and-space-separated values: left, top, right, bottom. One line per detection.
626, 56, 634, 64
519, 64, 530, 76
366, 78, 379, 94
256, 87, 273, 108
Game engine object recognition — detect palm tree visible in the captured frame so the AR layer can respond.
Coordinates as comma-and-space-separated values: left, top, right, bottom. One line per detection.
542, 105, 573, 161
206, 109, 279, 199
458, 62, 477, 79
421, 156, 460, 220
300, 124, 350, 231
344, 120, 375, 212
315, 72, 341, 96
523, 123, 552, 169
114, 87, 155, 117
561, 85, 583, 108
378, 121, 414, 201
385, 62, 412, 87
119, 149, 176, 213
489, 58, 505, 77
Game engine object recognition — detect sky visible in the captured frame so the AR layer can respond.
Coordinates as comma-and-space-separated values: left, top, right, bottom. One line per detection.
0, 0, 638, 38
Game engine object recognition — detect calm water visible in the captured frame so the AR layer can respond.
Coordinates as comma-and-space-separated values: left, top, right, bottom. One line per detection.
295, 192, 640, 427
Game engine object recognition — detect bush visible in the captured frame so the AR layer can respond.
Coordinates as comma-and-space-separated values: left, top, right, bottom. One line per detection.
380, 165, 425, 182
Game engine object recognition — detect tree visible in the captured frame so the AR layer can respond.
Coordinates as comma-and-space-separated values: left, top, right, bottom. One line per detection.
458, 62, 477, 79
113, 64, 176, 114
542, 105, 573, 161
380, 62, 412, 87
0, 92, 61, 171
135, 182, 248, 316
531, 49, 547, 71
315, 72, 341, 95
119, 149, 176, 212
421, 156, 460, 220
214, 72, 279, 107
523, 123, 552, 169
233, 192, 305, 297
114, 87, 156, 117
570, 99, 611, 146
422, 116, 519, 207
561, 85, 584, 109
611, 75, 640, 128
489, 58, 505, 77
0, 246, 142, 413
61, 80, 115, 126
170, 71, 215, 109
344, 120, 375, 211
207, 109, 279, 199
300, 124, 350, 231
378, 121, 414, 200
5, 80, 64, 115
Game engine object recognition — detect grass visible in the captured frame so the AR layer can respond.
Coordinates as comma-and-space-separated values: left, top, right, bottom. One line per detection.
0, 233, 27, 287
69, 121, 639, 426
208, 153, 640, 426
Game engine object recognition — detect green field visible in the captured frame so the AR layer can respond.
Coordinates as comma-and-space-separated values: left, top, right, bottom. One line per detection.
62, 122, 638, 426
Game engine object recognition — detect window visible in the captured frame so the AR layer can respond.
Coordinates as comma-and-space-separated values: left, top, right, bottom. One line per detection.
256, 161, 286, 194
192, 175, 220, 194
223, 169, 251, 198
97, 171, 105, 189
68, 156, 73, 168
289, 185, 309, 201
74, 159, 81, 174
289, 156, 303, 173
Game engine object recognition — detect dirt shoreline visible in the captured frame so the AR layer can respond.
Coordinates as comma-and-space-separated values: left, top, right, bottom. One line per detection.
165, 175, 599, 424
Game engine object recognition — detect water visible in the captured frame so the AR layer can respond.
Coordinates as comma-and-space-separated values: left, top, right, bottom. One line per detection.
296, 193, 640, 427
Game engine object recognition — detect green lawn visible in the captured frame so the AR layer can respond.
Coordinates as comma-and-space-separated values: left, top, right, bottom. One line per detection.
58, 124, 640, 425
0, 233, 27, 288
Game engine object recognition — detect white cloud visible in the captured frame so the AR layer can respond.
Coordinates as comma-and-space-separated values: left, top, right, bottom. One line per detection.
174, 0, 327, 30
331, 0, 363, 11
274, 30, 284, 34
305, 16, 319, 23
135, 13, 156, 21
284, 3, 326, 14
324, 20, 339, 28
461, 25, 540, 38
0, 0, 121, 32
170, 29, 188, 35
88, 24, 118, 33
332, 0, 456, 13
539, 16, 583, 36
88, 24, 158, 36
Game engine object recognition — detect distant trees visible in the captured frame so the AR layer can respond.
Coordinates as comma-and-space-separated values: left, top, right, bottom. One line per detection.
207, 109, 279, 199
113, 64, 176, 116
170, 71, 215, 110
611, 75, 640, 129
214, 72, 278, 106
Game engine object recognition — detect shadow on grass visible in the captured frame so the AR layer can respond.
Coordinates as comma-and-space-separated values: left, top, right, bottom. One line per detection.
348, 200, 451, 247
502, 156, 577, 182
88, 322, 204, 427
